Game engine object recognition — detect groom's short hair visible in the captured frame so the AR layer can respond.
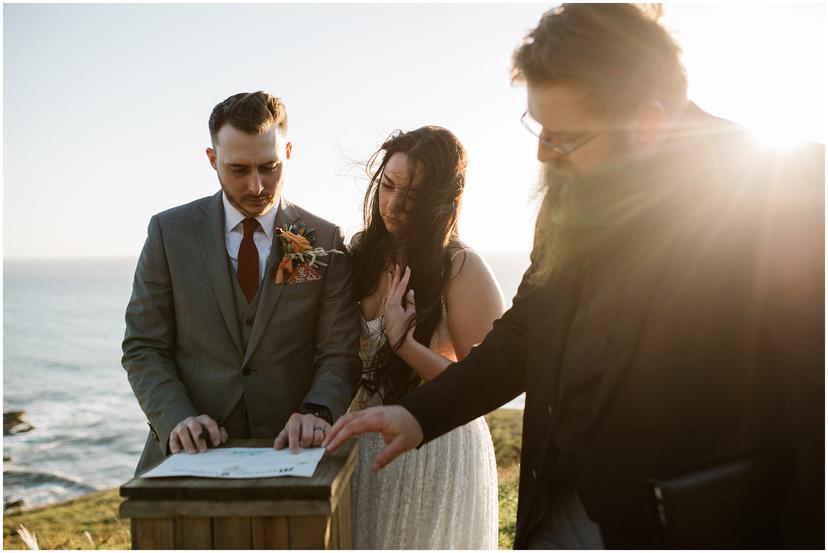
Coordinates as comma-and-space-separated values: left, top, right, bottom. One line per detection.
511, 3, 687, 120
209, 91, 288, 145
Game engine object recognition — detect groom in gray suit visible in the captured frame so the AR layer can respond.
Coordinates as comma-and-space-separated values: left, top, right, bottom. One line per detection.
123, 91, 361, 474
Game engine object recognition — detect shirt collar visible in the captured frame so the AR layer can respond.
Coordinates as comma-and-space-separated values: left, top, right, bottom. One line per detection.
222, 192, 279, 241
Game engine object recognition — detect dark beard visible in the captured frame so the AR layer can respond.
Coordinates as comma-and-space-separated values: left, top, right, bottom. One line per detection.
217, 174, 277, 217
528, 163, 581, 285
529, 134, 650, 285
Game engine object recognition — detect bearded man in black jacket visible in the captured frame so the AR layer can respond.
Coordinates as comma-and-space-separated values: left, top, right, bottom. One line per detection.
325, 4, 824, 549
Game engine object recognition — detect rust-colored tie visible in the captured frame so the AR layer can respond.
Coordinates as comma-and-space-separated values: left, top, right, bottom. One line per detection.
238, 218, 259, 302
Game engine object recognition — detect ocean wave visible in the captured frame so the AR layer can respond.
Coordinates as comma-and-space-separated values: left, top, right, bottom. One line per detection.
3, 469, 98, 510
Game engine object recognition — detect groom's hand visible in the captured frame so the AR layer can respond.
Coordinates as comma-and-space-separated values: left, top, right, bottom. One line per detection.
322, 406, 423, 471
274, 413, 332, 453
169, 415, 228, 454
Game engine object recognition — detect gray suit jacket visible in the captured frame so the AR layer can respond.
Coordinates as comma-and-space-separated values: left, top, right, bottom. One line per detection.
122, 192, 361, 473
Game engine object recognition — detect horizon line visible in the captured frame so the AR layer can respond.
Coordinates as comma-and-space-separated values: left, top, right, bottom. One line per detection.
3, 250, 532, 262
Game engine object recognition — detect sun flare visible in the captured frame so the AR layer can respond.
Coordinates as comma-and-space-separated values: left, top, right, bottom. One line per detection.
663, 4, 824, 148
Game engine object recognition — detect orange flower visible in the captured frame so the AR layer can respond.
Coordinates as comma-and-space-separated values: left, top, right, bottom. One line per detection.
274, 256, 294, 284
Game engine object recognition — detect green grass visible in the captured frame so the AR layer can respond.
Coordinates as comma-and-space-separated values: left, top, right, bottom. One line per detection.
3, 489, 130, 550
3, 409, 523, 550
486, 408, 523, 549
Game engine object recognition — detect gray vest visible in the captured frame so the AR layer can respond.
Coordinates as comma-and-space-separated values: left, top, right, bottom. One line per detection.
232, 270, 263, 351
223, 266, 264, 438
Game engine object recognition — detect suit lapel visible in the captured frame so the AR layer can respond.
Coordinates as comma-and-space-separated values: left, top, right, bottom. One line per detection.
195, 191, 245, 356
243, 197, 299, 364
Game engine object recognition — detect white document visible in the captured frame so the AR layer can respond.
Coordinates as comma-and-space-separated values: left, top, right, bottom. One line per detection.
141, 447, 326, 479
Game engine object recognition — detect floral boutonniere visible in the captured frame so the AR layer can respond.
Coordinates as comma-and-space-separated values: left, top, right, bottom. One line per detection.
274, 223, 343, 284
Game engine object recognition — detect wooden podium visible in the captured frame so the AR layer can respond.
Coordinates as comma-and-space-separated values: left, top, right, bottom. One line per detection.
119, 439, 358, 549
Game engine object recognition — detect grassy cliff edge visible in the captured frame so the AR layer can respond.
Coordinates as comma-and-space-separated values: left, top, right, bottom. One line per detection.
3, 409, 523, 550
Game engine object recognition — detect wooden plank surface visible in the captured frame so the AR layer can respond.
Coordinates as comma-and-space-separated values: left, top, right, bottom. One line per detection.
173, 517, 213, 549
122, 498, 331, 518
251, 516, 290, 549
329, 505, 340, 550
121, 438, 358, 502
131, 518, 174, 549
335, 480, 353, 549
329, 438, 358, 512
288, 515, 328, 549
212, 516, 252, 549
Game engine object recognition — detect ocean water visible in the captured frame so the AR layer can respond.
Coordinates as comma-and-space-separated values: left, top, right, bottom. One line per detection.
3, 253, 529, 509
3, 259, 147, 510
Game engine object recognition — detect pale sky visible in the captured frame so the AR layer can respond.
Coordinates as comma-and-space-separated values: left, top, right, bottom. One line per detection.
3, 3, 824, 259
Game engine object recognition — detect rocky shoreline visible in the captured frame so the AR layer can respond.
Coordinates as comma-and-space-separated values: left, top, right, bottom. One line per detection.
4, 410, 34, 437
4, 410, 35, 513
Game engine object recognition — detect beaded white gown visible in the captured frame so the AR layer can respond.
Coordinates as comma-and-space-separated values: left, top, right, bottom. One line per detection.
349, 314, 499, 550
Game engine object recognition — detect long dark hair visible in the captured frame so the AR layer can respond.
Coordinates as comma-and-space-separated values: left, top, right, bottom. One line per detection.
351, 126, 467, 404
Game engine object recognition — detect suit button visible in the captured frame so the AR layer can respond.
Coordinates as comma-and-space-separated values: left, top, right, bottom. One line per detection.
532, 469, 537, 479
241, 366, 251, 376
245, 318, 254, 327
547, 404, 553, 415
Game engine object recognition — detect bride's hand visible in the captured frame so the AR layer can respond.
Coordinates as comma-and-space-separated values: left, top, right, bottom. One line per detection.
382, 265, 416, 347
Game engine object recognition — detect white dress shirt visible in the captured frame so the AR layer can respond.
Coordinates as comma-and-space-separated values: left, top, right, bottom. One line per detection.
222, 192, 279, 283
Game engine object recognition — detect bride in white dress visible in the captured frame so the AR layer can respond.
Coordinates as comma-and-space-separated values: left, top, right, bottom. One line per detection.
348, 126, 503, 549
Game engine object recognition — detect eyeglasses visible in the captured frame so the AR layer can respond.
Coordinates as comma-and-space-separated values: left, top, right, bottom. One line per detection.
521, 110, 603, 156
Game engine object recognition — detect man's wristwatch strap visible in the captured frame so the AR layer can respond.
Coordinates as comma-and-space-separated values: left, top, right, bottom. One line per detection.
299, 403, 333, 425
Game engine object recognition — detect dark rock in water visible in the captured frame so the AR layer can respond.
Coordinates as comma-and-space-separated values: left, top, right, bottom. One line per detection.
4, 470, 97, 511
4, 411, 34, 435
4, 498, 24, 512
3, 456, 10, 462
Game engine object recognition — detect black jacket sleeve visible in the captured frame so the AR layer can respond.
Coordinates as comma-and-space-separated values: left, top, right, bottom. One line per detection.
398, 265, 535, 444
